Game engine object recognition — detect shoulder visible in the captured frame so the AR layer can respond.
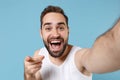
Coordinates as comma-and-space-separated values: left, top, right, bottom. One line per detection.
76, 48, 89, 56
75, 48, 91, 76
71, 46, 81, 53
75, 48, 90, 65
33, 49, 40, 57
33, 47, 47, 57
75, 48, 89, 64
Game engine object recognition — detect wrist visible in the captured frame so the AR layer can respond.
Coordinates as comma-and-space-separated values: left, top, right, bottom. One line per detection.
24, 73, 35, 80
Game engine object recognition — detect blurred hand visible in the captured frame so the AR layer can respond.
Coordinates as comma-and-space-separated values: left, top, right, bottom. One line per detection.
24, 55, 44, 77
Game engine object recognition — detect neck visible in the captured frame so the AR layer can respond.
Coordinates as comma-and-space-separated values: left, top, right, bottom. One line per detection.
49, 44, 72, 66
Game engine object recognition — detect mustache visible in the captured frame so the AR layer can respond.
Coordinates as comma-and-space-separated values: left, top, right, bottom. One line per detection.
47, 36, 64, 42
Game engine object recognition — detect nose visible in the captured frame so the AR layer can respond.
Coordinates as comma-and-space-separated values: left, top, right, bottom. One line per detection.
52, 29, 60, 37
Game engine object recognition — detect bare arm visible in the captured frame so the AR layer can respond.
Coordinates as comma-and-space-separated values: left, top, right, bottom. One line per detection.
82, 18, 120, 73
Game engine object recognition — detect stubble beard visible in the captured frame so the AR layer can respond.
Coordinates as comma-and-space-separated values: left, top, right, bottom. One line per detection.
43, 38, 68, 58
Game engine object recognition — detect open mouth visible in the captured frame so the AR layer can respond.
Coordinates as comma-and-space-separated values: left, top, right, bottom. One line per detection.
49, 40, 63, 52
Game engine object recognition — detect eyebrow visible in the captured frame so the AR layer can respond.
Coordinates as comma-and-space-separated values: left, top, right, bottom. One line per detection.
57, 22, 65, 25
43, 22, 65, 26
43, 23, 51, 26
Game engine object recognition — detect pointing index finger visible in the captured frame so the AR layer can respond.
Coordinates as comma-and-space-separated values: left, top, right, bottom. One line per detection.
25, 55, 45, 63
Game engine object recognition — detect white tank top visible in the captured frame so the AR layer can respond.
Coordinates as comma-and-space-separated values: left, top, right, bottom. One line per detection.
38, 46, 92, 80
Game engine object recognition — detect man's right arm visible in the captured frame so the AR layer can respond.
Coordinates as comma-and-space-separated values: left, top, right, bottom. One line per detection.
24, 50, 44, 80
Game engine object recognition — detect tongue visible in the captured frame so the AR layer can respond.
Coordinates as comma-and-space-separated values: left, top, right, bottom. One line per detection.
51, 44, 60, 50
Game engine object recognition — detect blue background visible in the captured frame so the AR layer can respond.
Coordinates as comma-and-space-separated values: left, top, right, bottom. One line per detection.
0, 0, 120, 80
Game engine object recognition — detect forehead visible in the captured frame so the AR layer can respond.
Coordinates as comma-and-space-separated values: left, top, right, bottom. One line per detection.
42, 12, 66, 24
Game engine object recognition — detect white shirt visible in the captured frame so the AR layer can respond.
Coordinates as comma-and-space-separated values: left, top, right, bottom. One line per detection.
38, 46, 92, 80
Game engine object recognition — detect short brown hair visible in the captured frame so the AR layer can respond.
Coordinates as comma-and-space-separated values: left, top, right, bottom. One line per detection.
40, 5, 68, 28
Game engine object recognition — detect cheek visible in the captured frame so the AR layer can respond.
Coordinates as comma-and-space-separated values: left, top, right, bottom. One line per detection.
41, 33, 49, 41
61, 31, 69, 39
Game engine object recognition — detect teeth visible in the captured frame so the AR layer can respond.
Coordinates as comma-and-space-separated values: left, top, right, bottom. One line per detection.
51, 41, 60, 43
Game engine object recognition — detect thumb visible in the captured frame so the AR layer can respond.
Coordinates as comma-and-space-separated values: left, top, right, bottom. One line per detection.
39, 55, 45, 61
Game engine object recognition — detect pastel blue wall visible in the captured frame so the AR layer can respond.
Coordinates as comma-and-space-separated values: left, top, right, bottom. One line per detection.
0, 0, 120, 80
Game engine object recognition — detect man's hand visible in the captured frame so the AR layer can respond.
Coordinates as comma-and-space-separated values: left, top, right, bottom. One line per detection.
24, 55, 44, 80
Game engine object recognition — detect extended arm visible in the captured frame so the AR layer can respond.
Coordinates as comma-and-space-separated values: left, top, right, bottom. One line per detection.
82, 18, 120, 73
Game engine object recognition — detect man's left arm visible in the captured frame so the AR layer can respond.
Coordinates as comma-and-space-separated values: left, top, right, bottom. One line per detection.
82, 18, 120, 73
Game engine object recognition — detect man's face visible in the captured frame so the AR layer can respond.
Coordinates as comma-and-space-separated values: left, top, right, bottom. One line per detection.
41, 12, 69, 58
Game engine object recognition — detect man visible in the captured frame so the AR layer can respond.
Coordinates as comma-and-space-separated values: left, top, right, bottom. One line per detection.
24, 5, 120, 80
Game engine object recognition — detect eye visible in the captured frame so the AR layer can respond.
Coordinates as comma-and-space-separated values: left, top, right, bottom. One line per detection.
44, 26, 52, 31
58, 26, 65, 31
